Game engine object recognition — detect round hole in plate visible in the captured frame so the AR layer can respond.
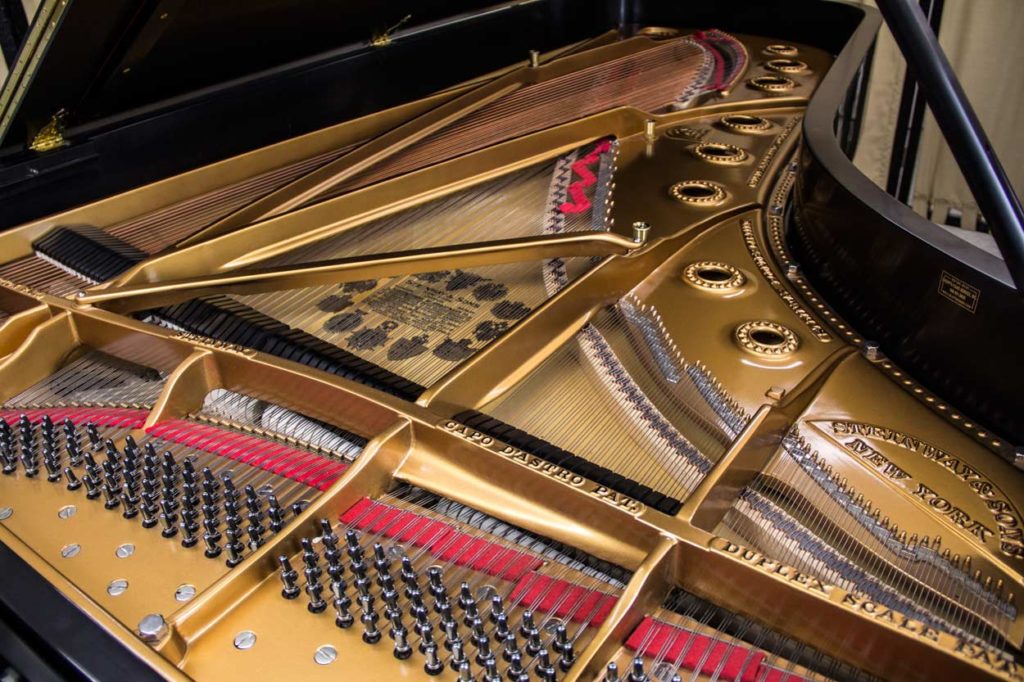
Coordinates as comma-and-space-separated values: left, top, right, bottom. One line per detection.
751, 328, 787, 347
766, 58, 808, 73
669, 180, 727, 206
748, 75, 797, 92
682, 262, 746, 291
719, 114, 772, 133
765, 44, 799, 56
734, 321, 800, 356
115, 543, 135, 558
693, 142, 746, 164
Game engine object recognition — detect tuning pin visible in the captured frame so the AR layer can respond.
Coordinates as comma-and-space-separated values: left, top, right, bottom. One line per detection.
400, 555, 420, 595
506, 650, 527, 681
180, 503, 200, 548
494, 613, 511, 643
482, 655, 501, 682
520, 612, 541, 655
451, 638, 469, 672
412, 602, 431, 637
224, 524, 245, 567
159, 498, 179, 538
442, 610, 460, 651
552, 623, 569, 654
64, 467, 81, 490
345, 529, 364, 563
458, 660, 473, 682
244, 486, 264, 535
123, 434, 139, 456
391, 616, 412, 660
423, 642, 444, 676
102, 460, 122, 509
103, 440, 121, 473
535, 649, 556, 682
474, 626, 495, 666
628, 656, 648, 682
300, 536, 321, 573
304, 564, 327, 614
139, 491, 159, 528
258, 495, 281, 534
85, 423, 101, 449
334, 591, 355, 629
502, 631, 520, 663
359, 593, 381, 644
120, 491, 139, 519
44, 449, 62, 482
82, 462, 102, 499
202, 527, 223, 559
605, 662, 621, 682
559, 637, 575, 672
427, 566, 447, 603
40, 414, 54, 440
0, 439, 16, 475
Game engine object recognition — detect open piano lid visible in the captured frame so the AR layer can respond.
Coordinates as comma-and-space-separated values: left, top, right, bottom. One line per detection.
0, 0, 537, 150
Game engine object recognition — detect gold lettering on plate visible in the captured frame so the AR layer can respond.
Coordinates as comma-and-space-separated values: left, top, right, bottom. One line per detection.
711, 537, 831, 595
826, 421, 1024, 559
170, 331, 257, 357
842, 593, 1022, 679
740, 220, 831, 341
441, 421, 645, 515
746, 116, 800, 188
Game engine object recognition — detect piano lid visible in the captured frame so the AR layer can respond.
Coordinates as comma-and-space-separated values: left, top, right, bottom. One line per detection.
0, 0, 523, 151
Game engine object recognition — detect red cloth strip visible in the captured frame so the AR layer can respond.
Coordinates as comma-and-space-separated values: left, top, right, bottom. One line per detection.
626, 617, 787, 682
761, 669, 812, 682
509, 572, 617, 625
146, 420, 346, 490
559, 139, 612, 214
0, 408, 148, 429
340, 498, 542, 581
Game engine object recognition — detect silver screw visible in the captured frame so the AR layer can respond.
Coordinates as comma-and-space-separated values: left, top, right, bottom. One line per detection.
314, 645, 337, 665
644, 119, 656, 142
107, 579, 129, 597
528, 50, 540, 68
863, 341, 881, 362
58, 505, 77, 519
60, 543, 80, 558
175, 584, 197, 602
234, 631, 257, 650
138, 614, 167, 642
0, 507, 12, 520
786, 263, 800, 279
116, 543, 135, 558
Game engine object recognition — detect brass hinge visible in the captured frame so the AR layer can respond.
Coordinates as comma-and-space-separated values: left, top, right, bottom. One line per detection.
370, 14, 411, 48
29, 108, 69, 152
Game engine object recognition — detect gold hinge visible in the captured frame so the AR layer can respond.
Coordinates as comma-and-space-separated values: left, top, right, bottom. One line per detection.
29, 108, 69, 153
370, 14, 411, 48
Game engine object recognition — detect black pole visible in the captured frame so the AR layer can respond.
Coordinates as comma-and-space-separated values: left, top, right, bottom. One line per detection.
875, 0, 1024, 294
886, 0, 944, 204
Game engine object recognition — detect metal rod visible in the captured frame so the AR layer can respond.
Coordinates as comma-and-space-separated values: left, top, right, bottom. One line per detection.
885, 0, 944, 204
876, 0, 1024, 294
76, 230, 643, 312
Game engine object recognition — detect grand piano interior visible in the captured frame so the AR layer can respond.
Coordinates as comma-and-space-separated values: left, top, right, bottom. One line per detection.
0, 0, 1021, 680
